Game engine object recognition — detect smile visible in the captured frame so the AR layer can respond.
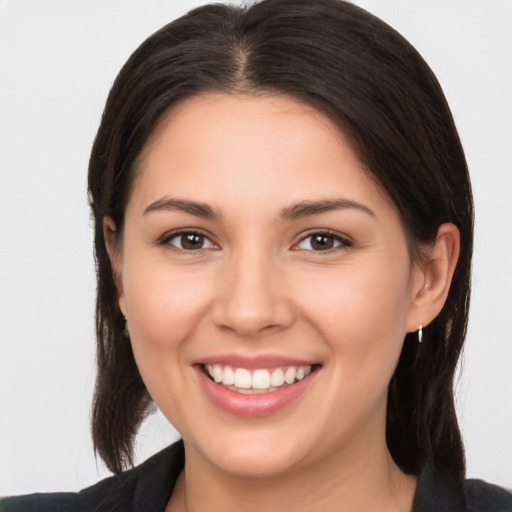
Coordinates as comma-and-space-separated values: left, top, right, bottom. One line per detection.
196, 359, 320, 417
204, 364, 313, 394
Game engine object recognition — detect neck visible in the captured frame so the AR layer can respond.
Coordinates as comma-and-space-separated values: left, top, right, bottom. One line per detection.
167, 426, 416, 512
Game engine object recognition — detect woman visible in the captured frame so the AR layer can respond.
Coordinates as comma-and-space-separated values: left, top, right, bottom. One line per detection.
2, 0, 511, 510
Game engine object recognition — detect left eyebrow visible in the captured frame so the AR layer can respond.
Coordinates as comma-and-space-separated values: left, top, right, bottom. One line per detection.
280, 199, 376, 220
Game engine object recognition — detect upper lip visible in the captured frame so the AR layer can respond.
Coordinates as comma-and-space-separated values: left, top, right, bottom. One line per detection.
193, 354, 319, 369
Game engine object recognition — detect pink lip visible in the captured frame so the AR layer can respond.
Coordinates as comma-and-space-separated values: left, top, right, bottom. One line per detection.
194, 364, 319, 418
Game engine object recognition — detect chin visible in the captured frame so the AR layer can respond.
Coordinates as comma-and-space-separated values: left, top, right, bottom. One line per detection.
212, 445, 306, 479
188, 425, 319, 479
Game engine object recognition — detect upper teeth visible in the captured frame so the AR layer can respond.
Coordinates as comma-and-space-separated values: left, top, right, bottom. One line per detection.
205, 364, 312, 390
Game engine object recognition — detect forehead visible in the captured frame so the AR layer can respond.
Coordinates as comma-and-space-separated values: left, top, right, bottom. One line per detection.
130, 92, 395, 219
139, 92, 349, 169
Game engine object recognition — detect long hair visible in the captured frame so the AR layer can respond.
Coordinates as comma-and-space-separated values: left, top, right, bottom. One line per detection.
88, 0, 473, 479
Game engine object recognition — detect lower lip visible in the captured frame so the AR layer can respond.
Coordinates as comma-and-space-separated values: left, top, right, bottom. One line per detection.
196, 367, 317, 418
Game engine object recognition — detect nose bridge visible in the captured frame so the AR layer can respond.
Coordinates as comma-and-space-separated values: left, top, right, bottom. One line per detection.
213, 241, 292, 336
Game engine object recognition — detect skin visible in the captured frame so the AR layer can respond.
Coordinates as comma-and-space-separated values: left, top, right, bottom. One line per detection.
105, 93, 459, 512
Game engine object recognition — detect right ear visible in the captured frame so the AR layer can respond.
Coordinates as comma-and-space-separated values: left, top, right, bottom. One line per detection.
103, 217, 126, 316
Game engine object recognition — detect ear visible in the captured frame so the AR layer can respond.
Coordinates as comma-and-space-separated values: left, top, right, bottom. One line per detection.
406, 223, 460, 333
103, 217, 127, 316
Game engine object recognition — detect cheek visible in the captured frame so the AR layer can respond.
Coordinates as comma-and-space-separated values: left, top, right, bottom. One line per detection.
120, 251, 214, 379
297, 256, 412, 375
121, 259, 217, 431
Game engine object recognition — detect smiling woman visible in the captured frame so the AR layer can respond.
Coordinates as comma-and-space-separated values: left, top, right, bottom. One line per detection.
107, 93, 434, 480
1, 0, 511, 511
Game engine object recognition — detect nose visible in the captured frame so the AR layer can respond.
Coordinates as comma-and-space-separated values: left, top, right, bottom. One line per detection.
211, 249, 294, 337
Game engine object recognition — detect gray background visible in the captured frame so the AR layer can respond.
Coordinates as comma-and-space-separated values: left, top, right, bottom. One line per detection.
1, 0, 511, 494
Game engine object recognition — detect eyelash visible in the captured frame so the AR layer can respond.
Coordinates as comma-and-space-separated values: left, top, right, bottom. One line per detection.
157, 229, 353, 253
293, 230, 353, 253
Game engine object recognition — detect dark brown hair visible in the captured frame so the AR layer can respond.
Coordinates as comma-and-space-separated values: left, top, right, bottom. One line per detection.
88, 0, 473, 480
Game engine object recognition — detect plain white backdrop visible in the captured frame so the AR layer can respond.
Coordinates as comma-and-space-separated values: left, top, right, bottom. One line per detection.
1, 0, 511, 495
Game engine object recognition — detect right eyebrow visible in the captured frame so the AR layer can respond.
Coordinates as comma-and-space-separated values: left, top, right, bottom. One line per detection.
142, 197, 221, 219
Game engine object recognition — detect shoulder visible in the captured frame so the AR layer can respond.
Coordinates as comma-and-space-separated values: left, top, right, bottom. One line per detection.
0, 441, 184, 512
463, 478, 512, 512
413, 463, 512, 512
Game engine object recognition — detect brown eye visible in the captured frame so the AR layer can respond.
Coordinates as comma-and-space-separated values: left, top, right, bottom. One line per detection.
296, 232, 351, 252
166, 232, 215, 251
181, 233, 204, 250
310, 234, 335, 250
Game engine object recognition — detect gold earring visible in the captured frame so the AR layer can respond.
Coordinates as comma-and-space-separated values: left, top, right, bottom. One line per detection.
418, 325, 423, 343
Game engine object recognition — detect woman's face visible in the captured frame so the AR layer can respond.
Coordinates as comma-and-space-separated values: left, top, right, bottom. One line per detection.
114, 93, 425, 478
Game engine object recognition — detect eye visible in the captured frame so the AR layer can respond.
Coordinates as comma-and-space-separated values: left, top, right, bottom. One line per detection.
295, 231, 352, 252
162, 231, 216, 251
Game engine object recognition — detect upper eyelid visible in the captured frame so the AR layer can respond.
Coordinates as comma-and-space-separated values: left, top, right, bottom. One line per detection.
158, 228, 217, 247
295, 229, 352, 244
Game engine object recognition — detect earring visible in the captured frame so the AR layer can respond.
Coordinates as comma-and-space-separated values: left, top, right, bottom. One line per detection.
124, 317, 130, 338
418, 325, 423, 343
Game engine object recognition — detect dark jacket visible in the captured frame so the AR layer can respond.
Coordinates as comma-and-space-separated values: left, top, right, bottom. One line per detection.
2, 441, 511, 512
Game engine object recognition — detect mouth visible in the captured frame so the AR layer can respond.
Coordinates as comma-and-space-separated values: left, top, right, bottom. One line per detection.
201, 363, 319, 394
195, 359, 321, 417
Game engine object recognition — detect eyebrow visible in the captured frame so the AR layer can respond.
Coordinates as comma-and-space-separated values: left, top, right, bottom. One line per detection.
280, 199, 376, 220
142, 197, 375, 220
143, 198, 221, 219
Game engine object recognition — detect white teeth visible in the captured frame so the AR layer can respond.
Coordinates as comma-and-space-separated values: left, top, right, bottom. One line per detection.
223, 366, 234, 385
212, 364, 223, 383
270, 368, 285, 387
284, 367, 296, 384
233, 368, 252, 389
252, 369, 271, 389
205, 364, 313, 391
